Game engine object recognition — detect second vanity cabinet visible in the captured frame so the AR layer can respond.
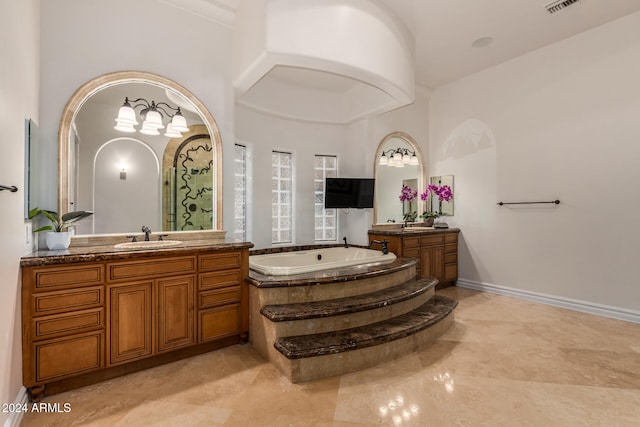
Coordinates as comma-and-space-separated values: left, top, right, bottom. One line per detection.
368, 228, 459, 287
21, 244, 250, 399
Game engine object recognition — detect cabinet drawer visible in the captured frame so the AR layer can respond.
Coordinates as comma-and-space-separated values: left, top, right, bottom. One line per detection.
199, 270, 242, 291
402, 237, 420, 249
445, 233, 458, 244
198, 305, 241, 342
445, 253, 457, 264
444, 263, 458, 282
32, 308, 104, 340
108, 256, 196, 282
30, 264, 104, 292
403, 248, 420, 259
34, 330, 104, 382
32, 286, 104, 316
420, 235, 445, 246
199, 287, 241, 309
199, 252, 242, 272
444, 243, 457, 254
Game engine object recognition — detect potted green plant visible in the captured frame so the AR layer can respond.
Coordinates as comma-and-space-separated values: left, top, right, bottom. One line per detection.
28, 208, 93, 250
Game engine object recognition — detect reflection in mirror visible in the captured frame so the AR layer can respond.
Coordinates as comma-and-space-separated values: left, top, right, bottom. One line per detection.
24, 118, 39, 218
59, 71, 223, 236
373, 132, 425, 224
428, 175, 454, 216
402, 178, 418, 221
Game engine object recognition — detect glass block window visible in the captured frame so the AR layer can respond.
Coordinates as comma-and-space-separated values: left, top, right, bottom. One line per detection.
233, 144, 247, 240
272, 151, 293, 244
314, 155, 337, 241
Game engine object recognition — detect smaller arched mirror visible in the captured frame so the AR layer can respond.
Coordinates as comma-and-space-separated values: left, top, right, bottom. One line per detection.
373, 132, 426, 224
58, 71, 223, 236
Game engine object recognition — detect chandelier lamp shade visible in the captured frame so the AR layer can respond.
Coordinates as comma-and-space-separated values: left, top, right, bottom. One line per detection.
378, 148, 419, 167
114, 97, 190, 137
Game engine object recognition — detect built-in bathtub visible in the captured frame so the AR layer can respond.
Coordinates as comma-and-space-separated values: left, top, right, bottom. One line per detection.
249, 246, 396, 276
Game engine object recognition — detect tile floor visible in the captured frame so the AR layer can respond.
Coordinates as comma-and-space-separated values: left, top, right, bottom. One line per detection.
20, 287, 640, 426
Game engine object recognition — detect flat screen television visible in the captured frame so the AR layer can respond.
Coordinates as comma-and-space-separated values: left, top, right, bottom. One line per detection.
325, 178, 375, 209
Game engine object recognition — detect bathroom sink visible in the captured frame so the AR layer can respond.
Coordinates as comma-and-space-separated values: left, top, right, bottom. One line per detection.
114, 240, 183, 250
403, 226, 434, 231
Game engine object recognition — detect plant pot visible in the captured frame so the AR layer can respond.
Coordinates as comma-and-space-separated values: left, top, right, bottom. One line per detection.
424, 217, 435, 227
45, 231, 72, 250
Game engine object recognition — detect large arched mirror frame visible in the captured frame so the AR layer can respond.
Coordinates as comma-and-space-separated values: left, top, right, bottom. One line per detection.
58, 70, 224, 232
373, 131, 426, 225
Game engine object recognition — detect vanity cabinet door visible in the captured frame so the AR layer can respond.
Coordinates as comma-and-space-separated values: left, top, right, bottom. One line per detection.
420, 245, 444, 284
108, 281, 153, 366
156, 276, 195, 353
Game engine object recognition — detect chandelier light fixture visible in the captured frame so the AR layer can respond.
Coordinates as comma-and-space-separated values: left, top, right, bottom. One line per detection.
114, 97, 190, 138
378, 148, 419, 168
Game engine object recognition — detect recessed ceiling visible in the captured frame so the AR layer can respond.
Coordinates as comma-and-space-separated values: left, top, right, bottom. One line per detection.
268, 66, 361, 93
377, 0, 640, 89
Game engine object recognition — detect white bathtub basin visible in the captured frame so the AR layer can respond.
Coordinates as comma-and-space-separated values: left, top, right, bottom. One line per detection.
250, 247, 396, 275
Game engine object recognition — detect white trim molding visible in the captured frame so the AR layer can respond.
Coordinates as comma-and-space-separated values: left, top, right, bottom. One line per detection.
4, 387, 28, 427
456, 278, 640, 324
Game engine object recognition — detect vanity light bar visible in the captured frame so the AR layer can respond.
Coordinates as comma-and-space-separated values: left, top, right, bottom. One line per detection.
114, 97, 190, 138
379, 148, 419, 167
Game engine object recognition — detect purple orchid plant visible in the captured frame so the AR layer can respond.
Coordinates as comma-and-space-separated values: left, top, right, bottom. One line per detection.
399, 184, 418, 202
399, 185, 418, 222
420, 184, 453, 219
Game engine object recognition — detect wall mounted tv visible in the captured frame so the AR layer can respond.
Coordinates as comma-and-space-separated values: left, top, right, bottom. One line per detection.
325, 178, 375, 209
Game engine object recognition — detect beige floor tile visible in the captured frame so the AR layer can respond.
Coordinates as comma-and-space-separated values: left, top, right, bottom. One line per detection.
20, 288, 640, 427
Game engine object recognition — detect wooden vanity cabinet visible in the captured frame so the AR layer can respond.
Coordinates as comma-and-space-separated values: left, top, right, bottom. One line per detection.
22, 246, 250, 399
22, 263, 106, 391
368, 229, 459, 288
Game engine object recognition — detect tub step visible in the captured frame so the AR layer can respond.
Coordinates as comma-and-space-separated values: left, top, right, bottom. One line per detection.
260, 276, 437, 322
274, 295, 457, 360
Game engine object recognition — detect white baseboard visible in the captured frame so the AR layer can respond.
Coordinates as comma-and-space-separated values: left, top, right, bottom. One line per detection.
456, 278, 640, 324
4, 387, 28, 427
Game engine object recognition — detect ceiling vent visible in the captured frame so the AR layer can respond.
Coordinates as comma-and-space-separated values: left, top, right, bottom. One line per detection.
545, 0, 581, 14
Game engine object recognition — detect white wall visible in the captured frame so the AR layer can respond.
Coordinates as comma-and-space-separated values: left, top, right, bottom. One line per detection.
93, 139, 160, 234
429, 12, 640, 312
235, 106, 365, 248
0, 0, 39, 422
235, 91, 430, 249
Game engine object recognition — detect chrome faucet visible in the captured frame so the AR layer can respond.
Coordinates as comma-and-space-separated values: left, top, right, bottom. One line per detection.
343, 236, 349, 248
141, 226, 151, 241
370, 239, 389, 255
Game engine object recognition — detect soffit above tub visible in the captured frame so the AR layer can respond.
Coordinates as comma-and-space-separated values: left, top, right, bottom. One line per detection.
232, 0, 415, 124
236, 65, 396, 124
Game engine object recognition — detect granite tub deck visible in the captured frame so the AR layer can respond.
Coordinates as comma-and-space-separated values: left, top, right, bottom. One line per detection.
247, 257, 457, 383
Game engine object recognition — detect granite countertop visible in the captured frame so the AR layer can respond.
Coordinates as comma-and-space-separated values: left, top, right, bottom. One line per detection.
368, 227, 460, 236
20, 239, 254, 267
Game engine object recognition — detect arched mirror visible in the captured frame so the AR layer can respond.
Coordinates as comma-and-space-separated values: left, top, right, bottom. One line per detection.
58, 71, 223, 236
373, 132, 426, 224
